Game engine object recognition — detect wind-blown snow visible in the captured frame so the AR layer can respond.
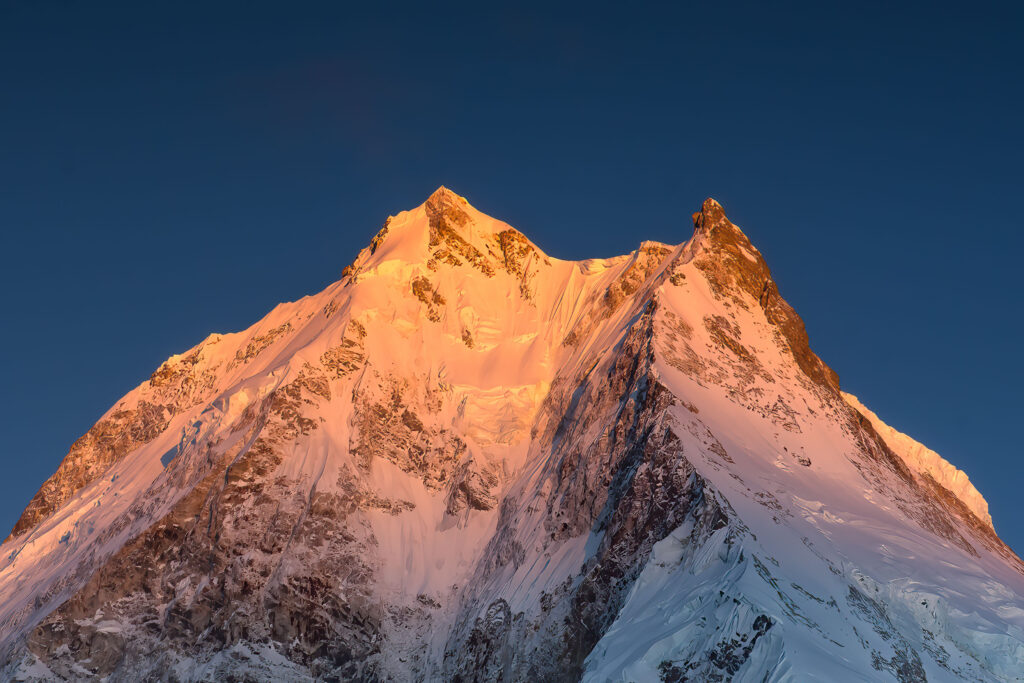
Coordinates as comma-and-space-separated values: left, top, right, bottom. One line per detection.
843, 392, 993, 528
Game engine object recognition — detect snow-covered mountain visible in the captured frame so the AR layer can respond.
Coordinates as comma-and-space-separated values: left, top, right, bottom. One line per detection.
1, 188, 1022, 682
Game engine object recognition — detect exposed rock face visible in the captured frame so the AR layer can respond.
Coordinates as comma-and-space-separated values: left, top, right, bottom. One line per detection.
8, 400, 172, 539
2, 189, 1022, 682
8, 335, 229, 542
690, 198, 839, 393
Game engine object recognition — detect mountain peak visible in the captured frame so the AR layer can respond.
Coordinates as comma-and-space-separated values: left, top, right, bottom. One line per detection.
689, 197, 766, 286
693, 196, 726, 226
422, 186, 489, 254
691, 197, 752, 251
342, 186, 548, 282
425, 185, 468, 211
3, 189, 1022, 681
686, 198, 840, 393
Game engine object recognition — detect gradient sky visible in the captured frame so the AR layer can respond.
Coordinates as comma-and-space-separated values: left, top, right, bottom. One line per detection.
1, 2, 1022, 553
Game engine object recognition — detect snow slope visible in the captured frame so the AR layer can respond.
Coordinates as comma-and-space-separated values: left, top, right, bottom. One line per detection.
0, 188, 1021, 682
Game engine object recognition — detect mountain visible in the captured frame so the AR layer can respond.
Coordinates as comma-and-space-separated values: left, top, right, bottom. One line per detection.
1, 188, 1022, 682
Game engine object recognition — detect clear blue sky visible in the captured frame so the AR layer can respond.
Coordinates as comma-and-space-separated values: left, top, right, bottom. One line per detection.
1, 2, 1021, 552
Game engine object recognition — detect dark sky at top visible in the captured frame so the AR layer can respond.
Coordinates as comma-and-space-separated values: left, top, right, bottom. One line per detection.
1, 2, 1022, 552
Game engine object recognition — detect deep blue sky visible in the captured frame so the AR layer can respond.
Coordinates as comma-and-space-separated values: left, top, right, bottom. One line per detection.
1, 2, 1021, 553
